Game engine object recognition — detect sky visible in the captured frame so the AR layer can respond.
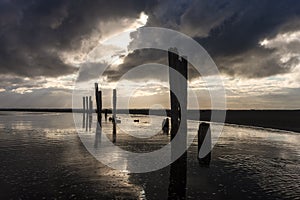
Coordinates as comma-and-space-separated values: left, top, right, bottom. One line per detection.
0, 0, 300, 109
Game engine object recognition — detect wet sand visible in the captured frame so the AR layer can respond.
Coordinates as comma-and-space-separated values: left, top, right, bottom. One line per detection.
0, 112, 299, 199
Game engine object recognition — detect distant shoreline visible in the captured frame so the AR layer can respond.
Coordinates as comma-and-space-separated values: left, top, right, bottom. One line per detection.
0, 108, 299, 133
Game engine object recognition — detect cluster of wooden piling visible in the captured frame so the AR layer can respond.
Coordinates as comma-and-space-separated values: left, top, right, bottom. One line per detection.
82, 96, 93, 113
82, 84, 117, 143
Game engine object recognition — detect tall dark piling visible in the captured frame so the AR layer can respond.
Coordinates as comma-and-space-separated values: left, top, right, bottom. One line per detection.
198, 122, 212, 166
85, 96, 88, 113
89, 96, 93, 113
112, 89, 116, 122
112, 89, 117, 143
82, 97, 86, 113
95, 83, 102, 126
168, 48, 188, 200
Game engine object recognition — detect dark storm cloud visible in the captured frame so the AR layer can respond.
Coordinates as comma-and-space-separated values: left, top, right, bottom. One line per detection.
142, 0, 300, 78
192, 0, 300, 78
1, 0, 300, 80
0, 0, 154, 77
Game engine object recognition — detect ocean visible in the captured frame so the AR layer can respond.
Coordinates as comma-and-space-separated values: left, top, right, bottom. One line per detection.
0, 112, 299, 199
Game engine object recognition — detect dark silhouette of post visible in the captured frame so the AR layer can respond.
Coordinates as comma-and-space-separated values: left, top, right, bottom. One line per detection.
89, 96, 93, 113
112, 89, 117, 143
85, 96, 89, 112
198, 122, 212, 166
162, 118, 169, 134
82, 97, 86, 113
98, 91, 102, 125
112, 89, 117, 122
95, 83, 102, 126
168, 48, 188, 200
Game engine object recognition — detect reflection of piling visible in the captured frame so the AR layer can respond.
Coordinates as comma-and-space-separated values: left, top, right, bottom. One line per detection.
85, 112, 88, 132
88, 113, 92, 131
105, 109, 108, 121
198, 122, 211, 166
94, 123, 102, 148
82, 113, 85, 129
112, 122, 116, 143
168, 48, 188, 200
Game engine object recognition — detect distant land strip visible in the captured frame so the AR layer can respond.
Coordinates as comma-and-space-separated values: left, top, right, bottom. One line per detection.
0, 108, 299, 133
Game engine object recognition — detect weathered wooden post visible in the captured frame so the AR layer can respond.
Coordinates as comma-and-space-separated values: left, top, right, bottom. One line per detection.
112, 89, 117, 143
95, 83, 102, 126
83, 96, 86, 113
168, 48, 188, 200
89, 96, 93, 113
85, 96, 88, 113
98, 91, 102, 126
198, 122, 212, 166
85, 96, 89, 131
112, 89, 117, 122
82, 96, 86, 129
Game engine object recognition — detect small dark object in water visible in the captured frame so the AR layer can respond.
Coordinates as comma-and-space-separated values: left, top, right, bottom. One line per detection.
162, 118, 169, 134
134, 119, 139, 122
108, 117, 113, 121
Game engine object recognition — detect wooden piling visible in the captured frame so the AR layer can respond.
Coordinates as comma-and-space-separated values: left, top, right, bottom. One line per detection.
89, 96, 92, 113
168, 48, 188, 200
95, 83, 102, 126
98, 91, 102, 126
112, 89, 117, 142
112, 89, 116, 122
85, 96, 88, 113
198, 122, 211, 166
82, 97, 86, 112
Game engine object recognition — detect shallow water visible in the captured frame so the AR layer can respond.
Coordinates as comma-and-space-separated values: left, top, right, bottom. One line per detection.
0, 112, 299, 200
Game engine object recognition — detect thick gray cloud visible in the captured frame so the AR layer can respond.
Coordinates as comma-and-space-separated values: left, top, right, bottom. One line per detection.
143, 0, 300, 78
0, 0, 155, 78
1, 0, 299, 80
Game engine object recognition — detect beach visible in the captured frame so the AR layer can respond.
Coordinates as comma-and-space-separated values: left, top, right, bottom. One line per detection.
0, 112, 299, 199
